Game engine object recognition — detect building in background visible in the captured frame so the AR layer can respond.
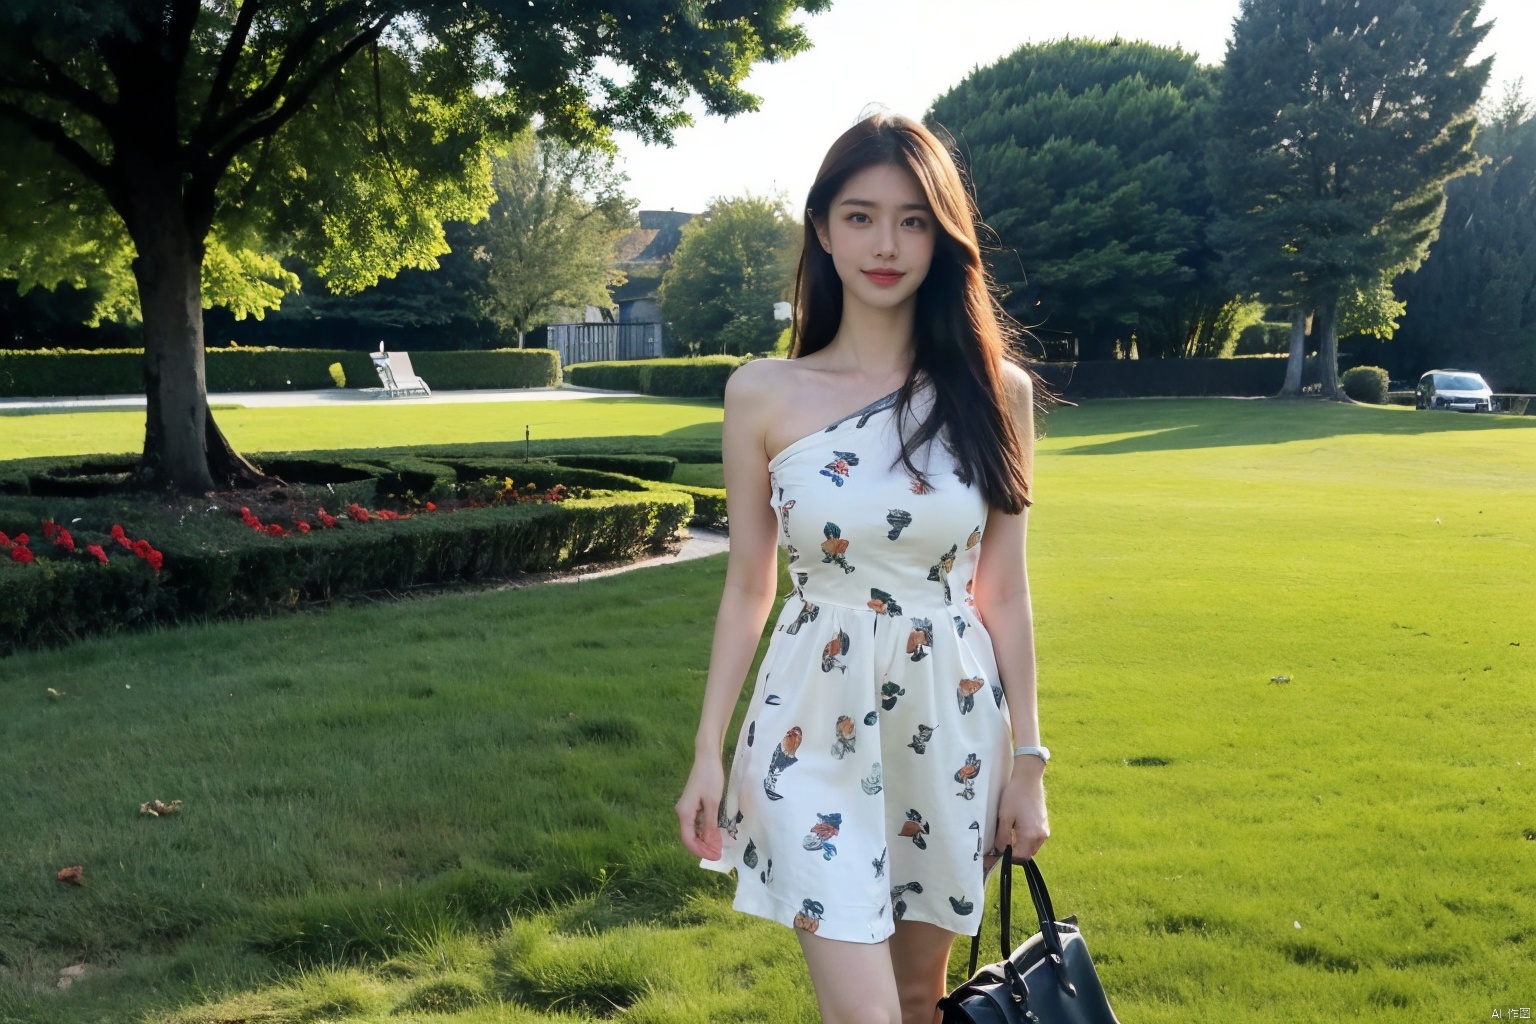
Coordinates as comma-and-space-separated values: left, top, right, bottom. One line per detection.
610, 210, 694, 323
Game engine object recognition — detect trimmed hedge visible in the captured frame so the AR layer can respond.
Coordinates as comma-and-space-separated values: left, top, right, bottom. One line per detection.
405, 349, 560, 391
542, 453, 678, 481
0, 492, 690, 656
563, 353, 1327, 402
565, 355, 746, 398
1025, 355, 1322, 399
0, 346, 560, 398
0, 442, 727, 655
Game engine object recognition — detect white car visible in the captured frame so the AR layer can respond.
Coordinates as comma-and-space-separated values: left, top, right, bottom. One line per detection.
1415, 369, 1493, 412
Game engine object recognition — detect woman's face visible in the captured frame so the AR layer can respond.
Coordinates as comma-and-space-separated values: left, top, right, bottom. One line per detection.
813, 162, 936, 313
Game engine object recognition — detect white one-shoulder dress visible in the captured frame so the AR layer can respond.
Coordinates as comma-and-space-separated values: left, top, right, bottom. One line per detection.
699, 373, 1014, 944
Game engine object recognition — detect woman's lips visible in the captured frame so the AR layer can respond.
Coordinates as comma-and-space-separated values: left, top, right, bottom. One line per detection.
863, 269, 904, 286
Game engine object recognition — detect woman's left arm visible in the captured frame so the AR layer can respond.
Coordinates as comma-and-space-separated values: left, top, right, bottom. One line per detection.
972, 361, 1049, 862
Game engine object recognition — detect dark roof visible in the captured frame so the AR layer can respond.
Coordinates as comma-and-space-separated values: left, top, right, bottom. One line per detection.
609, 210, 694, 304
624, 210, 695, 264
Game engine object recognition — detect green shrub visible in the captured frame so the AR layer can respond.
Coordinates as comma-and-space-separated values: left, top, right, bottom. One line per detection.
1341, 365, 1390, 404
544, 453, 679, 481
771, 325, 793, 357
564, 355, 749, 398
405, 349, 559, 390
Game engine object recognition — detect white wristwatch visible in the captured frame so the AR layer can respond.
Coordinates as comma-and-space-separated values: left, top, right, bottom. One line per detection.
1013, 745, 1050, 765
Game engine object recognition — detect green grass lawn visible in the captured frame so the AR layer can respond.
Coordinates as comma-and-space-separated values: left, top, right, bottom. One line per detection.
2, 398, 1534, 1022
1, 395, 725, 459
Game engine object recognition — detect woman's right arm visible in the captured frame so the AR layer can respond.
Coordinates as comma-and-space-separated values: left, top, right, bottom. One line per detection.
675, 360, 783, 861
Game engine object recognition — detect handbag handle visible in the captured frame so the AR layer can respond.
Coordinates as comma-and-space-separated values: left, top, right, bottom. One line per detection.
965, 844, 1077, 996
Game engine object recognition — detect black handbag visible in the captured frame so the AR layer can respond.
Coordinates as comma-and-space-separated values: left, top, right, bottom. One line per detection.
935, 846, 1122, 1023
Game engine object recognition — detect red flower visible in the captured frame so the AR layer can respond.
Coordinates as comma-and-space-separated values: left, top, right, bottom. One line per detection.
10, 546, 34, 564
294, 520, 311, 534
0, 530, 10, 547
144, 549, 163, 572
110, 524, 126, 540
132, 538, 153, 557
346, 503, 370, 523
316, 507, 339, 528
52, 528, 75, 552
425, 501, 437, 511
41, 520, 59, 540
264, 523, 289, 537
85, 544, 108, 565
14, 532, 29, 546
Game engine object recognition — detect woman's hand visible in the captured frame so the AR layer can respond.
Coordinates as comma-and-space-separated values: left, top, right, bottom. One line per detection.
675, 756, 726, 861
983, 764, 1049, 868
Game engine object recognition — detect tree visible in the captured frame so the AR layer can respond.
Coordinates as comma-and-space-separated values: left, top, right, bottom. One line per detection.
474, 130, 635, 347
1208, 0, 1492, 399
927, 38, 1242, 361
658, 193, 799, 356
204, 219, 497, 351
0, 0, 826, 494
1386, 83, 1536, 390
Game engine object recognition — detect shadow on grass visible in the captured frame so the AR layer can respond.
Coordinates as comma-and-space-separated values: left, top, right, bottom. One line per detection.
1046, 397, 1536, 455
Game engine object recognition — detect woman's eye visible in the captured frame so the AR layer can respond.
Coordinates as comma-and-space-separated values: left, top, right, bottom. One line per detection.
850, 213, 870, 223
903, 216, 926, 229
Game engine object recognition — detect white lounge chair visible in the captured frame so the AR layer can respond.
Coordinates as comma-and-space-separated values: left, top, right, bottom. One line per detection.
371, 342, 432, 398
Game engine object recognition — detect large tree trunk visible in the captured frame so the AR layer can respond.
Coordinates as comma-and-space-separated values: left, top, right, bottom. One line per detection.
1317, 295, 1345, 399
126, 178, 266, 495
1279, 306, 1307, 396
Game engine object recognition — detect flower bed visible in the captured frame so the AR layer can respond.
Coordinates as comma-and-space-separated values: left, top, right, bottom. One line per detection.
0, 467, 691, 656
0, 440, 727, 655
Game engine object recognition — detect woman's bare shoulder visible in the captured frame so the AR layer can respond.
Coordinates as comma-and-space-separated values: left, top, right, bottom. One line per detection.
725, 356, 799, 412
998, 358, 1035, 408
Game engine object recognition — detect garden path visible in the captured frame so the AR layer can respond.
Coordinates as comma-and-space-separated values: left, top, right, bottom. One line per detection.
486, 524, 729, 593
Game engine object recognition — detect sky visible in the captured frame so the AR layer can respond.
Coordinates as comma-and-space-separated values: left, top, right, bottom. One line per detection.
606, 0, 1535, 215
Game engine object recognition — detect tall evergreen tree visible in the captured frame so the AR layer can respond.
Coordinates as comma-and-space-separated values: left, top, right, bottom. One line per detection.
928, 38, 1238, 361
1386, 84, 1536, 390
1209, 0, 1492, 399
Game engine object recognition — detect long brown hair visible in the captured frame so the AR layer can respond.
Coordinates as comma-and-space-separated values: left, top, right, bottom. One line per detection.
791, 110, 1040, 514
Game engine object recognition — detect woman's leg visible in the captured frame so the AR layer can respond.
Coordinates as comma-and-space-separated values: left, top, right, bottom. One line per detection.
887, 919, 958, 1024
795, 929, 904, 1024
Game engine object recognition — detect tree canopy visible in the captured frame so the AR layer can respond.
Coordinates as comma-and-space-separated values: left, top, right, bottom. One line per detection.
1381, 85, 1536, 391
475, 130, 636, 346
659, 193, 799, 357
926, 38, 1243, 361
0, 0, 827, 493
1208, 0, 1492, 397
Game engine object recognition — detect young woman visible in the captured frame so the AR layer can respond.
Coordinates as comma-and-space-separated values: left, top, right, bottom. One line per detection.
674, 110, 1049, 1024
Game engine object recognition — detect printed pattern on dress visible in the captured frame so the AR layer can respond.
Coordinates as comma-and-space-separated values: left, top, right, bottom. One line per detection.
699, 376, 1012, 944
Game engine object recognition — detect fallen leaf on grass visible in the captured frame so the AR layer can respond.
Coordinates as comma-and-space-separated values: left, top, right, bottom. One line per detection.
139, 799, 183, 817
46, 687, 64, 699
57, 865, 83, 885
